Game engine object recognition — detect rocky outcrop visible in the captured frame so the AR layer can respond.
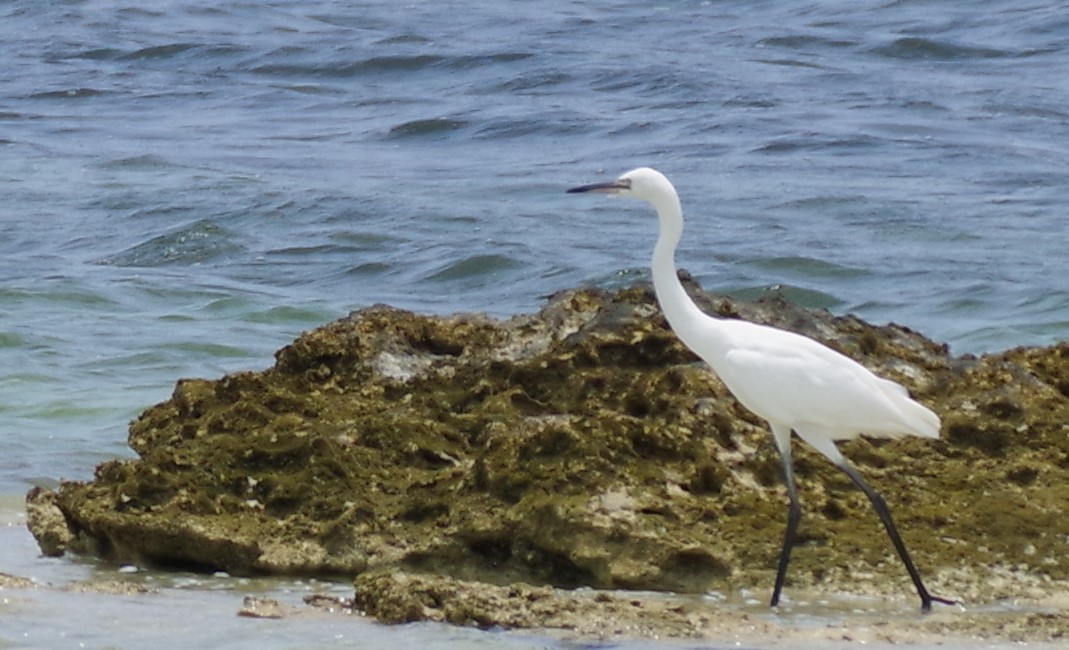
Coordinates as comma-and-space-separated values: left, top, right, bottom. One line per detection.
26, 279, 1069, 620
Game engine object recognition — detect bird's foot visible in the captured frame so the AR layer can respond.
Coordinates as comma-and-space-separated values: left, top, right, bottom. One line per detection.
921, 594, 959, 613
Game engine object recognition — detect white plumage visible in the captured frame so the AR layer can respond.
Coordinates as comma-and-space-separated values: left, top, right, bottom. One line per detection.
711, 320, 941, 440
569, 166, 955, 611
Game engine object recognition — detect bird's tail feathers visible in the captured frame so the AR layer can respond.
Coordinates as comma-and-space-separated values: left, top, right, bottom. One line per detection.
881, 380, 941, 439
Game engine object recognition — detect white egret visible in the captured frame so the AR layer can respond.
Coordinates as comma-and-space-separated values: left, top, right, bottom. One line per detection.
568, 167, 955, 612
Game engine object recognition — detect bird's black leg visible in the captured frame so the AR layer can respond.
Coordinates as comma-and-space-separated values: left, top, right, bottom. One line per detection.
837, 462, 956, 612
771, 447, 802, 607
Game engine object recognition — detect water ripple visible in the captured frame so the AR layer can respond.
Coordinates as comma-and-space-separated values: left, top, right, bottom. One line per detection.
116, 43, 201, 60
425, 254, 524, 283
388, 117, 469, 138
97, 221, 245, 267
868, 37, 1012, 60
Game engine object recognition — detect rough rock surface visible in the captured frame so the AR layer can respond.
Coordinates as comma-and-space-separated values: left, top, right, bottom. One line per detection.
25, 279, 1069, 639
351, 569, 712, 637
344, 569, 1069, 644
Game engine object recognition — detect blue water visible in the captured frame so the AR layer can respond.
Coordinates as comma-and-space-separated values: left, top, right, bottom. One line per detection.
2, 0, 1068, 645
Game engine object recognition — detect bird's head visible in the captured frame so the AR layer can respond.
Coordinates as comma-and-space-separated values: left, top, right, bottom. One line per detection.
567, 167, 674, 204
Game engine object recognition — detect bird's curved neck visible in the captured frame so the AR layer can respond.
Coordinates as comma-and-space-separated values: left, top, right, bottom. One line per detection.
649, 188, 719, 349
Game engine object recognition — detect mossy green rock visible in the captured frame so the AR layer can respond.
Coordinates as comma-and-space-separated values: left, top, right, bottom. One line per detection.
27, 280, 1069, 602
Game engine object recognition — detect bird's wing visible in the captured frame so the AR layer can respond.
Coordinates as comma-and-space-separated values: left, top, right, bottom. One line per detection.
711, 324, 936, 440
876, 375, 910, 398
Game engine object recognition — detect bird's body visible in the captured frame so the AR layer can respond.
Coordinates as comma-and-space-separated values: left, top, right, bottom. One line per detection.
569, 167, 954, 612
688, 318, 940, 441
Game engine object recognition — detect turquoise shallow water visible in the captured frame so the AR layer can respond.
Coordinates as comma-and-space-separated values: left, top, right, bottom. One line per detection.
2, 1, 1069, 646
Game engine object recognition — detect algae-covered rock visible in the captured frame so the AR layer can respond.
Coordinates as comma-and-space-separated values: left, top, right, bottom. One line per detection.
26, 279, 1069, 605
351, 569, 711, 636
25, 487, 76, 557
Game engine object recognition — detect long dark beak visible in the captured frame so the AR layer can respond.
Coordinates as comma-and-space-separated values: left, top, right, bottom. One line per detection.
567, 180, 628, 194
